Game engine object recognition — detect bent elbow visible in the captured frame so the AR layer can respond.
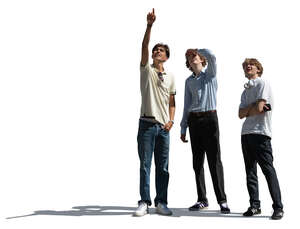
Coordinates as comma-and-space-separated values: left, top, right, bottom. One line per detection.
238, 110, 244, 119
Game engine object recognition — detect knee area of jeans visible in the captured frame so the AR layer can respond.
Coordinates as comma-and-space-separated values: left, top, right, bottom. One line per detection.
140, 165, 151, 172
155, 166, 169, 173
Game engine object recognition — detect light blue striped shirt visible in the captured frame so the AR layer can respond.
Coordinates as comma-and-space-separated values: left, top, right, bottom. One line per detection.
180, 49, 217, 135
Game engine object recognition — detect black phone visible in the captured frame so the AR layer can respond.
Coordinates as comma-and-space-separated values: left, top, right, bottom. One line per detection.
263, 103, 271, 112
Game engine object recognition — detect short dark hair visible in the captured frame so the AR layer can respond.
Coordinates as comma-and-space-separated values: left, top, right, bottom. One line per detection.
152, 43, 170, 58
242, 58, 263, 77
185, 49, 207, 72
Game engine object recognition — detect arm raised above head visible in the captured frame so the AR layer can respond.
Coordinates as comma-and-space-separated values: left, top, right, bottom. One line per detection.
141, 9, 156, 66
198, 49, 216, 77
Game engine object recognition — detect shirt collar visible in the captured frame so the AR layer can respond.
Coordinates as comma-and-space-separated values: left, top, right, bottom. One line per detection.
192, 71, 204, 78
151, 64, 167, 75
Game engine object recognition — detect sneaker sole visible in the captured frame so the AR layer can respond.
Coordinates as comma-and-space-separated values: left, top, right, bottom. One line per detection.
243, 212, 261, 217
189, 207, 208, 211
156, 209, 172, 216
156, 211, 172, 216
133, 209, 149, 217
221, 210, 231, 214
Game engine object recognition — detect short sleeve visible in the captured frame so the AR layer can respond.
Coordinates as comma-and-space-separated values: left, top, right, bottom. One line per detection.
256, 80, 270, 102
169, 74, 176, 95
140, 62, 150, 73
239, 91, 247, 109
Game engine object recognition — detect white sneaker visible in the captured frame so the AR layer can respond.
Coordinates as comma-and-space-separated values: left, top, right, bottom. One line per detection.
156, 203, 172, 216
133, 202, 149, 217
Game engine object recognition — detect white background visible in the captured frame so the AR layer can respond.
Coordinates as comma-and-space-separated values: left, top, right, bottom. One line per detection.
1, 0, 299, 228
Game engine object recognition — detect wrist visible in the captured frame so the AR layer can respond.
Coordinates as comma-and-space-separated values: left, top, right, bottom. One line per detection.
169, 120, 174, 125
147, 23, 153, 27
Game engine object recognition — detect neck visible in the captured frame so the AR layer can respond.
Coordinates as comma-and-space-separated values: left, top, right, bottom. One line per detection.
153, 61, 164, 72
247, 74, 259, 80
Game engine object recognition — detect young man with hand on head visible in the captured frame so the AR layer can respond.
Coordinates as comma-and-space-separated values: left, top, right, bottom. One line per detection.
180, 48, 230, 214
133, 9, 176, 217
239, 58, 284, 220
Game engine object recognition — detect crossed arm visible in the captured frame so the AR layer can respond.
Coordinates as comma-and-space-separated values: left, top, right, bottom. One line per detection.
239, 99, 268, 119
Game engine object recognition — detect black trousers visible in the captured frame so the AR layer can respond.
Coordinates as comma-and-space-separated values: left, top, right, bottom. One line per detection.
188, 112, 227, 204
242, 134, 283, 210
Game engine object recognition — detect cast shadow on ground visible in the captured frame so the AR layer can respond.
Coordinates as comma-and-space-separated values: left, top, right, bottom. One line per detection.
6, 205, 269, 219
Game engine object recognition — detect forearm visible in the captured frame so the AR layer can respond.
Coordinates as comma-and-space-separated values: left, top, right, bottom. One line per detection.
169, 106, 175, 122
239, 102, 264, 119
180, 85, 191, 134
142, 25, 152, 48
141, 9, 155, 66
248, 105, 262, 116
141, 25, 152, 66
199, 49, 216, 77
163, 95, 175, 131
180, 104, 189, 135
169, 94, 175, 121
239, 106, 251, 119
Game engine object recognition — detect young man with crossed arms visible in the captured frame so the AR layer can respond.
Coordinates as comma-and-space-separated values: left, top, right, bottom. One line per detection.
239, 58, 284, 220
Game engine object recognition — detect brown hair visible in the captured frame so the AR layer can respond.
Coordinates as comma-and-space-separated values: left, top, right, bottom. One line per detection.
152, 43, 170, 58
242, 58, 263, 77
185, 49, 207, 72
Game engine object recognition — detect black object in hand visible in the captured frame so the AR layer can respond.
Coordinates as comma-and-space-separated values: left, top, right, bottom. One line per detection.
263, 104, 271, 112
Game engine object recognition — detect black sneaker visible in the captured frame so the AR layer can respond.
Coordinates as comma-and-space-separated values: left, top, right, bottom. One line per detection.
188, 202, 209, 211
243, 207, 261, 216
220, 202, 230, 214
271, 209, 284, 220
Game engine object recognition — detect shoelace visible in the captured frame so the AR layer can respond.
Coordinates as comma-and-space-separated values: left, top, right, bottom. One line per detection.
197, 202, 207, 208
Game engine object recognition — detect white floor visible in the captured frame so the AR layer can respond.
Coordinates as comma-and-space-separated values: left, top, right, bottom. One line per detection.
2, 1, 300, 228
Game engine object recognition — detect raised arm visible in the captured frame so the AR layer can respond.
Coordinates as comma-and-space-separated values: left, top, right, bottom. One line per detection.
198, 49, 216, 77
141, 9, 156, 66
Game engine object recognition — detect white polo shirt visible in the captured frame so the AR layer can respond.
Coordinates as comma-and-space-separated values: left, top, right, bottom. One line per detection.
239, 77, 273, 138
140, 62, 176, 125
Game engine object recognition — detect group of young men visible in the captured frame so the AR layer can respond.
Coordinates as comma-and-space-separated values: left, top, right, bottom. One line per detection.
134, 9, 284, 220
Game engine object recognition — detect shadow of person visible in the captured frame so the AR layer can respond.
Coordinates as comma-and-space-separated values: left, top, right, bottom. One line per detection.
6, 205, 270, 219
170, 208, 269, 219
6, 205, 136, 219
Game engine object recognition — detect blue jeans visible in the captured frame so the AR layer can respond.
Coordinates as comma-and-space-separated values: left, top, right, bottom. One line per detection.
137, 119, 170, 206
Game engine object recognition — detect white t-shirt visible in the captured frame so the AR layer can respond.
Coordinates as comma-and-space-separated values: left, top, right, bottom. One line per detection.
140, 62, 176, 125
239, 77, 273, 138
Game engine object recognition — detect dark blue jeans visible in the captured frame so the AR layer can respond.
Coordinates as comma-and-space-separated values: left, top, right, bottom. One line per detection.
137, 119, 170, 206
242, 134, 283, 210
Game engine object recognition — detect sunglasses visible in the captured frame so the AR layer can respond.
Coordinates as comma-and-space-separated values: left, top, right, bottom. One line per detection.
158, 72, 164, 82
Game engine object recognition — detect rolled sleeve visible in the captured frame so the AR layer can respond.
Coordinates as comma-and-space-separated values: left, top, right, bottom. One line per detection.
239, 91, 247, 109
169, 74, 176, 95
198, 49, 217, 78
256, 80, 269, 102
